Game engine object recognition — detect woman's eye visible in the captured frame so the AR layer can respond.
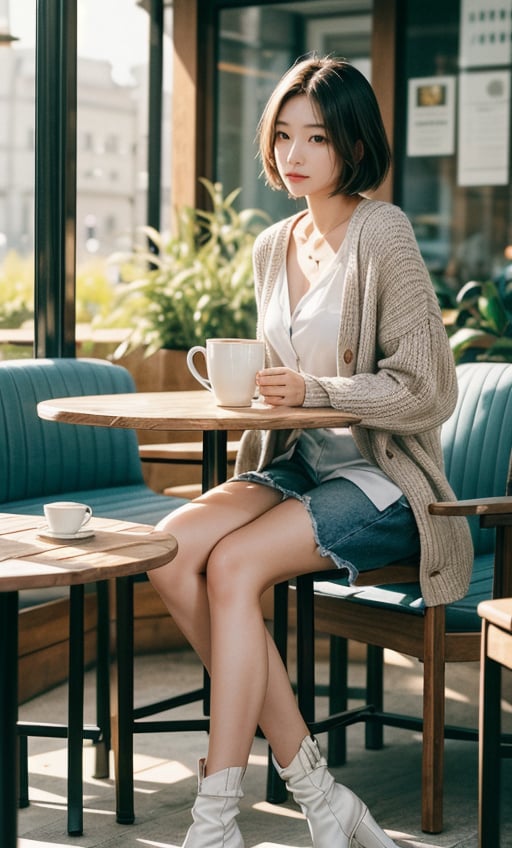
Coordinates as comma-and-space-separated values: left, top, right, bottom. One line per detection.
275, 131, 289, 141
311, 134, 328, 144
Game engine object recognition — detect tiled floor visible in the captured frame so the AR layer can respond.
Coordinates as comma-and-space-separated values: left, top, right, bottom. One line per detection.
16, 646, 512, 848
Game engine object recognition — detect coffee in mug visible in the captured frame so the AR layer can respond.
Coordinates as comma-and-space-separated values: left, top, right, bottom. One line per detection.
44, 501, 93, 535
187, 338, 265, 407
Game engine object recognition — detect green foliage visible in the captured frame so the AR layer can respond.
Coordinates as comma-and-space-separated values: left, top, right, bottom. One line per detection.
0, 252, 116, 329
76, 259, 116, 324
109, 179, 271, 356
0, 251, 34, 328
447, 278, 512, 363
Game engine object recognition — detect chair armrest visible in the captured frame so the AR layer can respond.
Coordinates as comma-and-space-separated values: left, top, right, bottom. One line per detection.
429, 496, 512, 517
430, 497, 512, 598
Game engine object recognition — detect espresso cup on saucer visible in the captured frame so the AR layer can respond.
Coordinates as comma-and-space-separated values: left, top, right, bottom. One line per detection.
44, 501, 93, 536
186, 338, 265, 407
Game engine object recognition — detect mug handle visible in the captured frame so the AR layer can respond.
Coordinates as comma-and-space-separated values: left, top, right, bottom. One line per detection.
81, 506, 93, 528
186, 346, 212, 392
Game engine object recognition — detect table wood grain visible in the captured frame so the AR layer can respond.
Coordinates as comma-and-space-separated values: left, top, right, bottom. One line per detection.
37, 389, 361, 432
0, 514, 177, 592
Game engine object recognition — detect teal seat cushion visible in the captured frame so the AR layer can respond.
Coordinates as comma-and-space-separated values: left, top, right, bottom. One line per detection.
314, 552, 495, 632
1, 484, 184, 527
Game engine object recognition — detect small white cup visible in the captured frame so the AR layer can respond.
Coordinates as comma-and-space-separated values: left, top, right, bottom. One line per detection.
187, 338, 265, 407
44, 501, 93, 535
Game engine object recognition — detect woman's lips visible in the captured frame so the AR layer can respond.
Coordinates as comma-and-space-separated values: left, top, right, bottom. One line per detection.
286, 173, 308, 183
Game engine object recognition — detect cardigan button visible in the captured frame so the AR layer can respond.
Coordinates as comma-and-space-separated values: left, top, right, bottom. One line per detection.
343, 349, 353, 364
430, 570, 441, 577
385, 449, 394, 459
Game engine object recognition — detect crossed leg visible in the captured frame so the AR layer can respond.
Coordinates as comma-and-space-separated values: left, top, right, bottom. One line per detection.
149, 479, 335, 773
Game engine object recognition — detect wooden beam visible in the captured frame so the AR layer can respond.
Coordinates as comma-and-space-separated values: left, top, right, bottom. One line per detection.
171, 0, 215, 212
371, 0, 397, 202
171, 0, 199, 209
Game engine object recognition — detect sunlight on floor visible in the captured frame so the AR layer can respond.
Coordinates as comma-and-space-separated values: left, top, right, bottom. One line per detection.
445, 685, 472, 704
137, 841, 180, 848
134, 758, 195, 785
384, 649, 416, 668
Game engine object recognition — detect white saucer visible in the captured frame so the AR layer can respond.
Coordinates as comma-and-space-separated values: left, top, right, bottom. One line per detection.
38, 527, 95, 541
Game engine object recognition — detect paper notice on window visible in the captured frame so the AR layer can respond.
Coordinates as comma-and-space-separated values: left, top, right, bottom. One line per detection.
407, 76, 456, 157
457, 70, 510, 186
459, 0, 512, 69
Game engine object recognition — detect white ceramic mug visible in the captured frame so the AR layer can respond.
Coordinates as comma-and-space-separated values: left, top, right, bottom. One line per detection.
44, 501, 93, 535
186, 338, 265, 407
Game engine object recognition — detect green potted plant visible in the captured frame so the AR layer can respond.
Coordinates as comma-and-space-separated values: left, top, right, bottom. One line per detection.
446, 277, 512, 363
108, 179, 271, 359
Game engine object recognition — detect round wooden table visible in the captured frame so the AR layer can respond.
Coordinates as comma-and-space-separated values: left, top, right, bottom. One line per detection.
0, 513, 177, 847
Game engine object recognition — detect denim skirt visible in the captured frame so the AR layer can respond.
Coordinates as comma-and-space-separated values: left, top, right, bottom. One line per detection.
234, 454, 420, 584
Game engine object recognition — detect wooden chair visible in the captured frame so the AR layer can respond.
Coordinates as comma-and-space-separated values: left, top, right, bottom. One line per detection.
269, 361, 512, 834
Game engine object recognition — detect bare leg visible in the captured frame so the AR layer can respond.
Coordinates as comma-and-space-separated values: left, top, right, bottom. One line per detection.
149, 481, 333, 772
152, 482, 399, 848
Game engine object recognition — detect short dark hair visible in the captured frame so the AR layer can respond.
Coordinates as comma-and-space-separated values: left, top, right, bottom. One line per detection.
257, 56, 391, 196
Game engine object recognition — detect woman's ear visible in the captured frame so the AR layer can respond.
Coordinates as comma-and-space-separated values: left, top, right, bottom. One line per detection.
354, 139, 364, 163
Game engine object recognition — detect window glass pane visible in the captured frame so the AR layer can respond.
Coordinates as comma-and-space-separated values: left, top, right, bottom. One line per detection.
0, 1, 35, 357
75, 0, 172, 349
1, 0, 172, 358
77, 0, 149, 265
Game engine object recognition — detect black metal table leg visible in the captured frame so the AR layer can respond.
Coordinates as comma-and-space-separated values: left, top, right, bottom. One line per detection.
18, 735, 29, 808
0, 591, 19, 848
202, 430, 228, 490
327, 635, 348, 766
266, 581, 289, 804
94, 580, 111, 779
114, 575, 135, 824
67, 585, 85, 835
201, 429, 227, 716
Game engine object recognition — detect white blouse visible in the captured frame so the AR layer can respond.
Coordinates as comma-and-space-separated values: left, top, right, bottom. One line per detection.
263, 239, 403, 511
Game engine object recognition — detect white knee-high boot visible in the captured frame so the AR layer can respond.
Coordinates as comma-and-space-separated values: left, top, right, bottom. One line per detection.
182, 759, 245, 848
274, 736, 398, 848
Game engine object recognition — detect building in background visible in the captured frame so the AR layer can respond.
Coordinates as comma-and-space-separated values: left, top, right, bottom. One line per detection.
0, 47, 171, 263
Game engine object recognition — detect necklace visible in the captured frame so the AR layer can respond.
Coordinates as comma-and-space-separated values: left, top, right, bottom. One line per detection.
305, 208, 356, 268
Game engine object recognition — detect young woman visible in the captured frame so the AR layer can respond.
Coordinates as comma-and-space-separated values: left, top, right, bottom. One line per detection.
149, 56, 473, 848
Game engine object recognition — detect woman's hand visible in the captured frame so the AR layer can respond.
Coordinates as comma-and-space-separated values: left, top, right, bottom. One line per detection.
256, 367, 305, 407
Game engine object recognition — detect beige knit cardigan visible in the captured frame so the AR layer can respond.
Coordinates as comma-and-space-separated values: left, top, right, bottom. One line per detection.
235, 198, 473, 607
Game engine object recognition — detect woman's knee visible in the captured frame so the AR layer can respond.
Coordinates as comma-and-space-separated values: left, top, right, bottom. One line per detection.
206, 537, 260, 605
147, 557, 189, 604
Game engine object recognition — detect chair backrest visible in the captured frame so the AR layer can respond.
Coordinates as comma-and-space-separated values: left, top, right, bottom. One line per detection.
0, 357, 144, 503
442, 362, 512, 555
